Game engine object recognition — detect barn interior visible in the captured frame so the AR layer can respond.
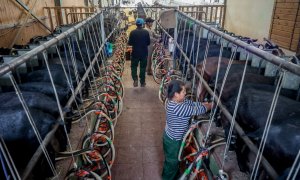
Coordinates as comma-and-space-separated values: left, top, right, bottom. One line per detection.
0, 0, 299, 179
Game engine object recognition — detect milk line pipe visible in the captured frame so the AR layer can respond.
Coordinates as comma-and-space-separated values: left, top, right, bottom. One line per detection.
21, 20, 120, 179
0, 11, 102, 77
176, 10, 300, 76
157, 21, 279, 179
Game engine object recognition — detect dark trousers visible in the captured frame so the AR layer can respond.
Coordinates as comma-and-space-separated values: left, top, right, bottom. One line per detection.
162, 132, 181, 180
131, 57, 147, 84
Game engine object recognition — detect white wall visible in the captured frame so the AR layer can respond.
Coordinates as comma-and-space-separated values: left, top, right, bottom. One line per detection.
62, 0, 86, 7
156, 0, 224, 6
224, 0, 275, 41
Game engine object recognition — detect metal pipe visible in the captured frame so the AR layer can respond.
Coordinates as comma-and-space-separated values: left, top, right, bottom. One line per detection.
66, 12, 94, 18
176, 10, 300, 76
173, 11, 178, 68
0, 10, 102, 77
21, 14, 121, 179
157, 21, 279, 179
102, 6, 177, 9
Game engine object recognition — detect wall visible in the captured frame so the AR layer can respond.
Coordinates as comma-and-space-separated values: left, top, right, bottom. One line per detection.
224, 0, 275, 42
61, 0, 86, 6
158, 0, 224, 6
0, 0, 55, 48
0, 0, 91, 48
269, 0, 300, 51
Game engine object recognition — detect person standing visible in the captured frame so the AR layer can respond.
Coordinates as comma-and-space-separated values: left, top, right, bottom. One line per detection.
144, 17, 161, 75
162, 80, 213, 180
128, 18, 150, 87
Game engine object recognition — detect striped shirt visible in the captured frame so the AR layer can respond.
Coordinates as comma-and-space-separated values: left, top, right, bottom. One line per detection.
165, 99, 207, 141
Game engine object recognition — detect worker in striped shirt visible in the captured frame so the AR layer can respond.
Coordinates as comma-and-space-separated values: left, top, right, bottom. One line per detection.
162, 80, 213, 180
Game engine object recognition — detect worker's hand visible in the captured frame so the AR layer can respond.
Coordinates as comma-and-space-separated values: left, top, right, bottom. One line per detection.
202, 102, 213, 112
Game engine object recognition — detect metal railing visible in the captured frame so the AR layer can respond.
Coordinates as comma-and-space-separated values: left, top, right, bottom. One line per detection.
179, 5, 225, 27
154, 2, 225, 27
157, 9, 300, 179
44, 6, 97, 32
0, 9, 122, 179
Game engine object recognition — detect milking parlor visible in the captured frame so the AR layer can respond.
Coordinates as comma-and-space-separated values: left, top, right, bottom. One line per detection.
0, 0, 299, 179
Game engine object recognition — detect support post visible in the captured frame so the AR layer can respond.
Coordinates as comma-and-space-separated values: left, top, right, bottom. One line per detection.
173, 11, 178, 69
100, 12, 106, 43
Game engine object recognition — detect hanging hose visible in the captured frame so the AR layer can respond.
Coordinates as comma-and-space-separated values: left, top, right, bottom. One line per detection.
178, 120, 210, 161
82, 133, 116, 168
97, 93, 123, 126
94, 110, 115, 141
55, 148, 92, 160
177, 116, 227, 180
65, 168, 103, 180
179, 148, 210, 180
61, 28, 127, 179
153, 57, 173, 84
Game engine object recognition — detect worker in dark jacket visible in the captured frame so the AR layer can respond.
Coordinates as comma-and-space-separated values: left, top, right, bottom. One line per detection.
128, 18, 150, 87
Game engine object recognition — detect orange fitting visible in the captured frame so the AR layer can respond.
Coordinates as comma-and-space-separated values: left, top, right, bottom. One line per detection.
95, 111, 102, 115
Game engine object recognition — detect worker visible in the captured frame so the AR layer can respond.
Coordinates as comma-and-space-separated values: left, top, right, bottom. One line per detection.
128, 18, 150, 87
144, 17, 161, 75
162, 80, 213, 180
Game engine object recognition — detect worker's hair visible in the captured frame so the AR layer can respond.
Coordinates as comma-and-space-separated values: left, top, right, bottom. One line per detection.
167, 80, 185, 99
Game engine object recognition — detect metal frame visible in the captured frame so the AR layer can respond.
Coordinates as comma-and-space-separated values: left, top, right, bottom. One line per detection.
0, 9, 122, 179
155, 9, 300, 179
176, 10, 300, 76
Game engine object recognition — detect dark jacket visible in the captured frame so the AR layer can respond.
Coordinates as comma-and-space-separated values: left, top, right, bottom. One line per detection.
128, 27, 150, 59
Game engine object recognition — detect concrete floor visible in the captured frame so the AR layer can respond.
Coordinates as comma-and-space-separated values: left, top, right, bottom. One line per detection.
110, 9, 165, 180
111, 62, 165, 180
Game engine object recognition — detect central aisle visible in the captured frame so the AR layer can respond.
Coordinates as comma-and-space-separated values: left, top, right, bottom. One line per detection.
111, 62, 165, 180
